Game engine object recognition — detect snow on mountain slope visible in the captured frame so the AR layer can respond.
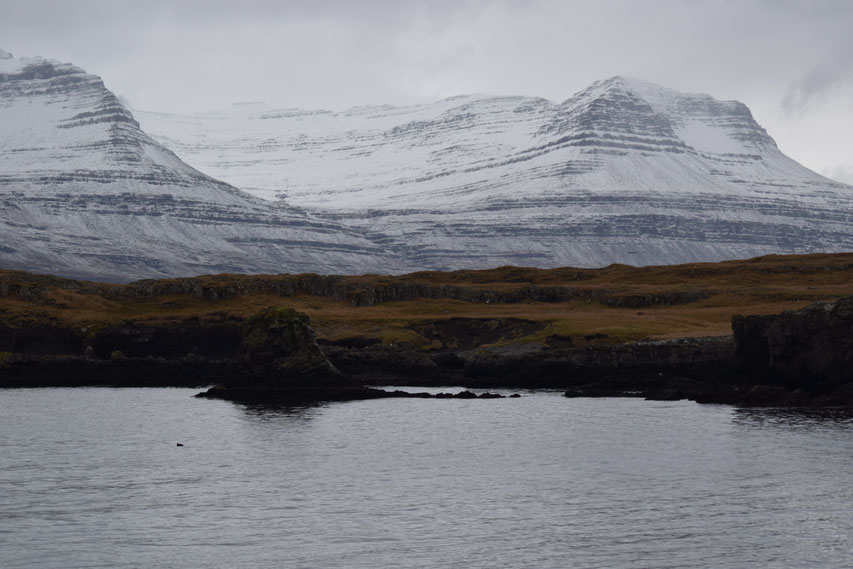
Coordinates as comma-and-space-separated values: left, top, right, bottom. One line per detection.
0, 51, 399, 281
2, 47, 849, 280
137, 76, 853, 269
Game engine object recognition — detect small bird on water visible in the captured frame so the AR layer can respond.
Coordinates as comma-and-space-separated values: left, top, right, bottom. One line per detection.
176, 443, 184, 447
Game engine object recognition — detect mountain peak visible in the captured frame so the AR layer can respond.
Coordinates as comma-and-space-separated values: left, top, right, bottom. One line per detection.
0, 51, 398, 281
135, 73, 850, 263
583, 74, 654, 90
575, 75, 688, 105
595, 74, 646, 88
2, 51, 848, 281
552, 75, 776, 153
0, 51, 85, 80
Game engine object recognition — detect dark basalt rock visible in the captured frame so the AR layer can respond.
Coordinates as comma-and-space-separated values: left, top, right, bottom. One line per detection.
321, 344, 440, 385
237, 306, 348, 386
382, 390, 505, 399
195, 308, 509, 403
327, 337, 755, 403
461, 337, 740, 389
732, 296, 853, 404
197, 384, 394, 404
4, 294, 851, 407
0, 354, 234, 388
197, 307, 357, 401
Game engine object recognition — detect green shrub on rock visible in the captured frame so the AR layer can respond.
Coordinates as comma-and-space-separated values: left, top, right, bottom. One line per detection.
237, 306, 351, 388
0, 351, 20, 368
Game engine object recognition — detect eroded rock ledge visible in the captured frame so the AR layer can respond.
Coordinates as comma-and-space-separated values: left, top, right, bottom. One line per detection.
190, 306, 509, 402
2, 299, 852, 406
732, 297, 853, 406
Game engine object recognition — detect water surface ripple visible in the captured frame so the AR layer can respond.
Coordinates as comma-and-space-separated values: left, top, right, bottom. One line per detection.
0, 388, 850, 568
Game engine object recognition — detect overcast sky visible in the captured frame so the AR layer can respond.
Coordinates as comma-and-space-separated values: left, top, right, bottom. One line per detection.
2, 0, 852, 183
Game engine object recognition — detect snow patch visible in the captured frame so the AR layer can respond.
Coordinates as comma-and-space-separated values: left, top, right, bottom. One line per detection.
674, 120, 749, 155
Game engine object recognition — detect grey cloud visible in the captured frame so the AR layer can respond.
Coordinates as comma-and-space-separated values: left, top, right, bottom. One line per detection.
822, 165, 853, 185
782, 46, 853, 115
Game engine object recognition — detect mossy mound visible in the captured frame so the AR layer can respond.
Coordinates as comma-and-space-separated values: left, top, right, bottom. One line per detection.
232, 306, 353, 390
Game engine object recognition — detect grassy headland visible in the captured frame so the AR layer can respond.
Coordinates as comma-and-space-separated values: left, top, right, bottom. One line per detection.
1, 252, 852, 351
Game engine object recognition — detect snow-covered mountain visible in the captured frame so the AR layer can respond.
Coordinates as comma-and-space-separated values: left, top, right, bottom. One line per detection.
2, 48, 851, 281
137, 76, 853, 269
0, 50, 398, 281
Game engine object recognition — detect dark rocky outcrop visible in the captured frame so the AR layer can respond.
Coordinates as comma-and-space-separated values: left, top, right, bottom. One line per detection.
0, 314, 244, 361
3, 298, 853, 407
732, 297, 853, 406
407, 318, 546, 350
326, 336, 753, 404
195, 307, 509, 403
197, 307, 363, 401
733, 297, 853, 382
0, 324, 83, 356
0, 354, 233, 388
90, 320, 242, 360
326, 337, 739, 389
323, 344, 442, 385
326, 317, 853, 407
236, 307, 349, 387
463, 337, 738, 387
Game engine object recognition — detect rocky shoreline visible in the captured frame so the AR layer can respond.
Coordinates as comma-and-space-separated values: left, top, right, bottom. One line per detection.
322, 334, 850, 407
2, 299, 852, 407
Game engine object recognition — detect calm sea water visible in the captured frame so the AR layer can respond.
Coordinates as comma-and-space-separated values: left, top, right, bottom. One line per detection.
0, 388, 851, 569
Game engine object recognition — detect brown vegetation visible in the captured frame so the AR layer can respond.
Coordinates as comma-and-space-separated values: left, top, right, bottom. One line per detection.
1, 252, 852, 349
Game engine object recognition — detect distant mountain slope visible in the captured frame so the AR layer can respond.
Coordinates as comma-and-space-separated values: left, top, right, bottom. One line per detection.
2, 47, 850, 281
0, 50, 398, 281
137, 76, 853, 269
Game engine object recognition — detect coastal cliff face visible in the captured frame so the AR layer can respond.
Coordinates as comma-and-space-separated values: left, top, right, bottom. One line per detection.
325, 336, 744, 404
0, 262, 851, 405
733, 297, 853, 388
1, 305, 851, 405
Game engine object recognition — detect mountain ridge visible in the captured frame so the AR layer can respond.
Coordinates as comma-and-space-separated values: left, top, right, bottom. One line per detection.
1, 50, 851, 281
136, 74, 853, 270
0, 51, 401, 281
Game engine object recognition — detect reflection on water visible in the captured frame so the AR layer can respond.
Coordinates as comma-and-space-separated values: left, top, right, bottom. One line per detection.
239, 401, 326, 421
0, 389, 851, 569
733, 406, 853, 430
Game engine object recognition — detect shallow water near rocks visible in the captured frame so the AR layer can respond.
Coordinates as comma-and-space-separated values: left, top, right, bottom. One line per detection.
1, 388, 851, 568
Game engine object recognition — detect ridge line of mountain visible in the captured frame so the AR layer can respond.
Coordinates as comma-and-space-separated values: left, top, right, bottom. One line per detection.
2, 49, 852, 282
